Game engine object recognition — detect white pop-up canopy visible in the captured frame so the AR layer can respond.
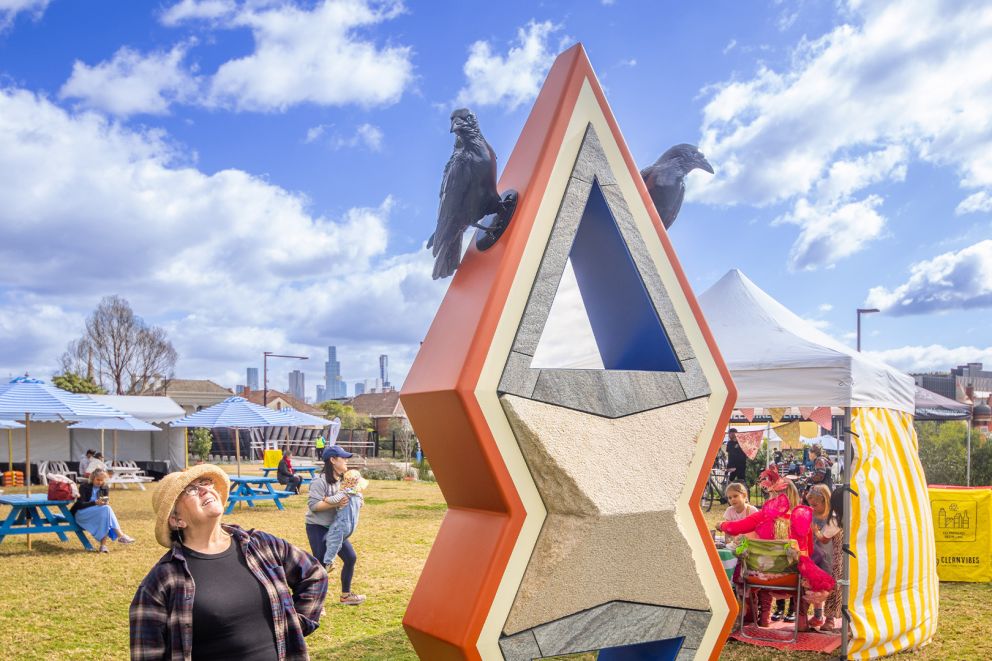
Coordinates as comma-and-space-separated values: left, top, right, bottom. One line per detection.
698, 269, 915, 414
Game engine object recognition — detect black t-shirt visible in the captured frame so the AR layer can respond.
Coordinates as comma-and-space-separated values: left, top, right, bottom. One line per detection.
184, 540, 278, 661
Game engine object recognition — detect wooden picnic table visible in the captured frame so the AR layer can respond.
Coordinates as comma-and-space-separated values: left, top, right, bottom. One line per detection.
0, 494, 93, 550
226, 476, 294, 514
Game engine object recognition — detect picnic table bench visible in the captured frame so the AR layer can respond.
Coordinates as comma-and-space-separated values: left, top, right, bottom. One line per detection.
0, 494, 93, 550
226, 476, 295, 514
108, 461, 156, 490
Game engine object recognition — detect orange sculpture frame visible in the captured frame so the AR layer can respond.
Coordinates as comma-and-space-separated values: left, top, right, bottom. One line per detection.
401, 43, 738, 660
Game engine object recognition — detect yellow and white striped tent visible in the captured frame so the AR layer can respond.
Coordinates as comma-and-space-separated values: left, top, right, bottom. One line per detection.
700, 270, 938, 659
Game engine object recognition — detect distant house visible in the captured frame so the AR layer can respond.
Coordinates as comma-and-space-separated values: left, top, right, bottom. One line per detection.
350, 390, 407, 436
243, 388, 325, 416
153, 379, 233, 415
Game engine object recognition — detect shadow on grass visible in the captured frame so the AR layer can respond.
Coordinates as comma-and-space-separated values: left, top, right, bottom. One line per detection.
319, 626, 415, 661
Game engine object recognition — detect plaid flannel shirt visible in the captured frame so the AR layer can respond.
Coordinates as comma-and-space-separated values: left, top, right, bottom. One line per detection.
129, 524, 327, 661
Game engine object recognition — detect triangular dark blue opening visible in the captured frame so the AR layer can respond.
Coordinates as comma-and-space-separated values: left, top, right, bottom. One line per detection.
563, 179, 682, 371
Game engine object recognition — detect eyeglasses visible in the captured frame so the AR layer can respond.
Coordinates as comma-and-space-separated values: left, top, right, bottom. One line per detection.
181, 478, 216, 497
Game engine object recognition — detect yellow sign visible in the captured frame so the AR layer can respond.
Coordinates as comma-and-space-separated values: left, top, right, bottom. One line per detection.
928, 486, 992, 582
263, 449, 283, 469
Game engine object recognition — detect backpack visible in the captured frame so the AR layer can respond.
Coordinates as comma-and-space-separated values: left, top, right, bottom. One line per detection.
47, 473, 79, 501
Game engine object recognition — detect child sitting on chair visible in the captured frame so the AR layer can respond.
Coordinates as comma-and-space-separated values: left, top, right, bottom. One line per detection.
723, 482, 758, 551
322, 469, 368, 570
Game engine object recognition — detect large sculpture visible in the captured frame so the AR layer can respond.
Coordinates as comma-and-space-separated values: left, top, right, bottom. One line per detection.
402, 44, 736, 660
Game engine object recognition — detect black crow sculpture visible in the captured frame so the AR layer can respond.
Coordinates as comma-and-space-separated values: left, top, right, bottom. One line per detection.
640, 144, 714, 230
427, 108, 516, 280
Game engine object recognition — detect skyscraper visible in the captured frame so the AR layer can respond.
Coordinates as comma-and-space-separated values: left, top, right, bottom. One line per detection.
354, 381, 366, 396
246, 367, 259, 391
316, 385, 326, 403
288, 370, 305, 401
325, 346, 345, 399
379, 354, 389, 389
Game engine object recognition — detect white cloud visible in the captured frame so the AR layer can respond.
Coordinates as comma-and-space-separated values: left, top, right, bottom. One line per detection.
59, 44, 199, 117
693, 0, 992, 269
160, 0, 236, 26
206, 0, 414, 111
0, 87, 443, 390
338, 123, 383, 151
865, 240, 992, 315
456, 20, 564, 111
956, 191, 992, 215
0, 0, 49, 30
866, 344, 992, 373
818, 303, 833, 312
304, 124, 328, 144
723, 39, 738, 54
777, 195, 885, 270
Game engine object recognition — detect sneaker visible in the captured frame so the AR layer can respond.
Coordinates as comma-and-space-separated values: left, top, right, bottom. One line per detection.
820, 617, 837, 632
324, 559, 336, 573
771, 610, 784, 622
339, 592, 366, 606
809, 615, 826, 628
784, 613, 797, 623
99, 544, 109, 553
117, 534, 136, 544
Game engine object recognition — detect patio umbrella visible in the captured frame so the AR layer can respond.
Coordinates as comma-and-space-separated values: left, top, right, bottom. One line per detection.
276, 407, 331, 428
0, 376, 127, 549
69, 416, 161, 461
1, 419, 25, 474
170, 396, 297, 477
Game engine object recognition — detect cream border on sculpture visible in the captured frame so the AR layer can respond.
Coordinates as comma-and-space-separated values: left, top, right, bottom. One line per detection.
474, 78, 730, 660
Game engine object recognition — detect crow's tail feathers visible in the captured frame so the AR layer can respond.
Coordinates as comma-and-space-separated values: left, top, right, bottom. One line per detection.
431, 238, 461, 280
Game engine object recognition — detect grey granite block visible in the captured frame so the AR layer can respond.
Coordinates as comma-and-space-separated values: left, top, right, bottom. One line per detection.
531, 601, 688, 656
678, 609, 711, 649
570, 125, 617, 186
529, 369, 692, 419
676, 647, 698, 661
499, 350, 540, 398
677, 359, 711, 400
499, 629, 542, 661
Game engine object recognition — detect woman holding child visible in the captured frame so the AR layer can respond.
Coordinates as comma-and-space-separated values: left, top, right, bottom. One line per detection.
305, 445, 366, 606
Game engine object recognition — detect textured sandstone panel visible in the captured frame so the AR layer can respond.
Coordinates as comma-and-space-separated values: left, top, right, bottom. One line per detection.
500, 394, 708, 514
500, 394, 711, 634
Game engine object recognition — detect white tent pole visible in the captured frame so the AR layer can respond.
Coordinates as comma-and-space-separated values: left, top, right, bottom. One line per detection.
100, 429, 105, 458
841, 407, 853, 660
966, 422, 972, 487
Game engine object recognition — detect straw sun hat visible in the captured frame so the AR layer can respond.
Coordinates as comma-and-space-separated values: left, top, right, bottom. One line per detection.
151, 464, 230, 548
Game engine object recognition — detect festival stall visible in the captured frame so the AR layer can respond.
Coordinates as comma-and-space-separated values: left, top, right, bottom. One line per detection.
699, 269, 937, 660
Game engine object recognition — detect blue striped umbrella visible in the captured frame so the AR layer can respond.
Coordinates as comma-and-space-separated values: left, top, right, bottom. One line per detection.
0, 376, 129, 544
69, 416, 161, 460
275, 407, 331, 428
170, 396, 298, 476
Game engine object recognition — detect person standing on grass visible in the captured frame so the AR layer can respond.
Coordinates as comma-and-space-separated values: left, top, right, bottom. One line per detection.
70, 467, 136, 553
130, 465, 327, 660
305, 445, 366, 606
726, 428, 749, 487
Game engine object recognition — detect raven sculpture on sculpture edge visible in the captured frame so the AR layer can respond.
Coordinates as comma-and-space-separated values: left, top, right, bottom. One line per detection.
427, 108, 517, 280
640, 144, 714, 230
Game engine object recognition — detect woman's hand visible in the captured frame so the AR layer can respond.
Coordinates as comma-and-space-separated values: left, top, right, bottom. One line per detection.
337, 495, 350, 509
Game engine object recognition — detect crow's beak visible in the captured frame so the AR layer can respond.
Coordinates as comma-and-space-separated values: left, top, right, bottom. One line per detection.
697, 155, 714, 174
450, 119, 460, 133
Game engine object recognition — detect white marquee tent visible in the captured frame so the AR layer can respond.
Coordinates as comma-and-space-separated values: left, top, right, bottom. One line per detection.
698, 269, 936, 661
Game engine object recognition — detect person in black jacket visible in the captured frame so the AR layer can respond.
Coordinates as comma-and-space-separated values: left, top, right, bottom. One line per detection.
277, 450, 304, 494
70, 468, 136, 552
726, 428, 749, 487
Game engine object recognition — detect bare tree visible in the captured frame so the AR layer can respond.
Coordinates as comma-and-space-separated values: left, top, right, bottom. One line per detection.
59, 295, 177, 395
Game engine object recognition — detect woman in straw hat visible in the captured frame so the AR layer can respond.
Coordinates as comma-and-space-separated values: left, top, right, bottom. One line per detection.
129, 464, 328, 660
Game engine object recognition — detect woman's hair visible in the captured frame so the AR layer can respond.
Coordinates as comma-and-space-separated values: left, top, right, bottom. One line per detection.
783, 479, 800, 509
807, 484, 831, 510
829, 486, 844, 526
283, 449, 291, 457
89, 468, 108, 481
322, 457, 340, 483
725, 482, 748, 501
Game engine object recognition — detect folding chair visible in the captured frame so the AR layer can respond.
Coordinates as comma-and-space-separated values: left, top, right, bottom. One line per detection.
737, 538, 802, 643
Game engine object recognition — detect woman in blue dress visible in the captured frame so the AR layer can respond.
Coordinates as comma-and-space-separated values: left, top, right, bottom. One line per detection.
70, 468, 136, 552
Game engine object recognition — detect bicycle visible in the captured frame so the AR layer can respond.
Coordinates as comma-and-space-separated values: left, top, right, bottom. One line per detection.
701, 465, 732, 512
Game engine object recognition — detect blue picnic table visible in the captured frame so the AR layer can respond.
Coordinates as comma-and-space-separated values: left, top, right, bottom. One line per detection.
0, 494, 93, 550
226, 476, 295, 513
259, 465, 317, 485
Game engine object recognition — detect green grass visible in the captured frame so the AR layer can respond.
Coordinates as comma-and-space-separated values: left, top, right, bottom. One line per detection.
0, 472, 987, 660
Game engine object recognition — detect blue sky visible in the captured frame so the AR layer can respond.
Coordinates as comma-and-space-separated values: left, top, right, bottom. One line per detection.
0, 0, 989, 398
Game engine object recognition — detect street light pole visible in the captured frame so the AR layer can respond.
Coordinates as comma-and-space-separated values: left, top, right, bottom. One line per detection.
856, 308, 880, 352
263, 351, 309, 406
